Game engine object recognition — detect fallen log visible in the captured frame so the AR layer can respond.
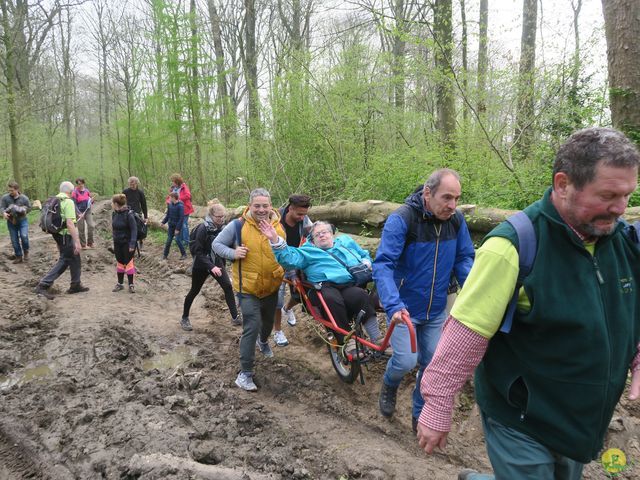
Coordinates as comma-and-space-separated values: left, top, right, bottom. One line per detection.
153, 202, 640, 238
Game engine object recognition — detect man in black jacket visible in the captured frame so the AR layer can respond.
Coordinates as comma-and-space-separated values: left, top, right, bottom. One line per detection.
181, 202, 239, 331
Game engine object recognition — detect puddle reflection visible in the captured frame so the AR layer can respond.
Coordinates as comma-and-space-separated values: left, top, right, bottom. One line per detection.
142, 345, 197, 371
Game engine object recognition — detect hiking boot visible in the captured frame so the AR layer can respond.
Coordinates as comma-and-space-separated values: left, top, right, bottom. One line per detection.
458, 469, 481, 480
112, 283, 124, 292
283, 307, 297, 326
12, 256, 23, 264
379, 382, 398, 418
231, 312, 243, 326
34, 285, 54, 300
180, 254, 188, 260
23, 250, 28, 260
128, 284, 136, 293
87, 243, 94, 249
162, 256, 168, 261
235, 371, 257, 391
256, 339, 274, 358
67, 284, 90, 294
273, 330, 289, 347
180, 316, 193, 331
412, 416, 419, 434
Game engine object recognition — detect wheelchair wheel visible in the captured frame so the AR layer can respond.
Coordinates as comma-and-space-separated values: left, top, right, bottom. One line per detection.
326, 337, 360, 384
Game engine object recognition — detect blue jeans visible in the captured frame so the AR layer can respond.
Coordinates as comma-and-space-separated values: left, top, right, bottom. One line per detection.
163, 226, 186, 257
180, 215, 190, 244
382, 310, 448, 419
468, 412, 584, 480
7, 217, 29, 257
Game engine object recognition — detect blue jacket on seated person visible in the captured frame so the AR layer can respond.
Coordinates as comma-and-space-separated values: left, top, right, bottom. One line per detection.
272, 234, 371, 285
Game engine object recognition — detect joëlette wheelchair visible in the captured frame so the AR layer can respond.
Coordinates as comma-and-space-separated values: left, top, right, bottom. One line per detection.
284, 273, 416, 384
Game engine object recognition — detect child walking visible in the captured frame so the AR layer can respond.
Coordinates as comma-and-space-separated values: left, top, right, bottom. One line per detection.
162, 192, 187, 259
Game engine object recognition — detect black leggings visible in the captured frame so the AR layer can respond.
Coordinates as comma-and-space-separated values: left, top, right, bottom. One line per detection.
114, 241, 134, 285
309, 284, 376, 342
183, 267, 238, 319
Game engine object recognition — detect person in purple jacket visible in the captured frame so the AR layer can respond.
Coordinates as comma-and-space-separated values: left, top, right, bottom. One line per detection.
72, 178, 95, 248
161, 192, 187, 260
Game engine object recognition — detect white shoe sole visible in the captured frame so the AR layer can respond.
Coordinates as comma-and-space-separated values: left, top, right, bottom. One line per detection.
235, 379, 257, 391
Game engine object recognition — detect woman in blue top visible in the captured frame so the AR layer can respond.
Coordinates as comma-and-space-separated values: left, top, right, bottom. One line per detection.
259, 220, 381, 353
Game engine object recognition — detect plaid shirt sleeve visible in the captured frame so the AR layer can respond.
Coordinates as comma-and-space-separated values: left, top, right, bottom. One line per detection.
418, 316, 489, 432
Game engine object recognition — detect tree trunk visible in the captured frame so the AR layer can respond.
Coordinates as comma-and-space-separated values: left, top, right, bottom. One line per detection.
477, 0, 488, 116
515, 0, 537, 158
434, 0, 455, 147
571, 0, 582, 93
189, 0, 206, 203
208, 0, 234, 202
602, 0, 640, 140
244, 0, 261, 141
459, 0, 468, 124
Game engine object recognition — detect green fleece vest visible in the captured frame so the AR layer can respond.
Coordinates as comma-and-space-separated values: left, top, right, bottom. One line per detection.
475, 188, 640, 463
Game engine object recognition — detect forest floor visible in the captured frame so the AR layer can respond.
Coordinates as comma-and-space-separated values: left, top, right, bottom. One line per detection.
0, 200, 639, 479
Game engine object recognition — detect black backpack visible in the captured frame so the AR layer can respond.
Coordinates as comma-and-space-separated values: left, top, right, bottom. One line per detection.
189, 223, 205, 257
39, 196, 64, 234
131, 212, 147, 241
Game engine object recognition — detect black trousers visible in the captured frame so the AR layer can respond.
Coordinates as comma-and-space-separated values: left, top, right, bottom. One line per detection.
183, 267, 238, 319
309, 284, 376, 342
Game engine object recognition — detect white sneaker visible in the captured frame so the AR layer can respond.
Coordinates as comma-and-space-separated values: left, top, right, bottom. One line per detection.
273, 330, 289, 347
283, 307, 297, 326
235, 371, 257, 391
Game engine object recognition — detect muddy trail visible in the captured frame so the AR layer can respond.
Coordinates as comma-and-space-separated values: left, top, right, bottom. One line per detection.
0, 200, 638, 479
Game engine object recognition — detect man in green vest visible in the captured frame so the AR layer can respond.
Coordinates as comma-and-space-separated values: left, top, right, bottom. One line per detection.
416, 127, 640, 479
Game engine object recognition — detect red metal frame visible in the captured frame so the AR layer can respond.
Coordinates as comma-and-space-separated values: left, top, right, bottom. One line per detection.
286, 276, 417, 357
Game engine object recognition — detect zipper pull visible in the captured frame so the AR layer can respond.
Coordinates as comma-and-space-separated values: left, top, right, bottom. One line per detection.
593, 257, 604, 285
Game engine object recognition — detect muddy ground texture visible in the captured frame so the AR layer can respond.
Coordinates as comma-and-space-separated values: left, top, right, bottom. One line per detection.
0, 200, 639, 479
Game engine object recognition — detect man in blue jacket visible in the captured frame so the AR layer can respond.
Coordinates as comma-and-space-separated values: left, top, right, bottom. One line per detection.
373, 168, 475, 431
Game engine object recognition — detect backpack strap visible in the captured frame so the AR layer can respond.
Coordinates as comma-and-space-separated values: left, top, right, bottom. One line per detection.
500, 211, 537, 334
233, 218, 245, 294
621, 218, 640, 245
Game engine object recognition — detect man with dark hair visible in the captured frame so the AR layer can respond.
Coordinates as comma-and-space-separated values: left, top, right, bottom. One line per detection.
1, 181, 31, 263
417, 127, 640, 480
272, 194, 312, 346
373, 168, 475, 429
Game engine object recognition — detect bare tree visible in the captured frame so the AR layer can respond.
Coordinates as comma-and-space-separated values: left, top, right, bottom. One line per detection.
514, 0, 537, 158
434, 0, 455, 146
602, 0, 640, 138
243, 0, 260, 142
187, 0, 205, 202
0, 0, 61, 187
476, 0, 488, 118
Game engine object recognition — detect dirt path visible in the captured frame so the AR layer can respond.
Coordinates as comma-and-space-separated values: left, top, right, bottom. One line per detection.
0, 200, 638, 479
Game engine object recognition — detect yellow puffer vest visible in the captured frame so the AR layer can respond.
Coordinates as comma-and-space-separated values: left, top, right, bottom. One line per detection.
232, 208, 285, 298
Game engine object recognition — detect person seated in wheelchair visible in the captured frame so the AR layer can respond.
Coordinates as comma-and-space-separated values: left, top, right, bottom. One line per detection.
259, 219, 382, 356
